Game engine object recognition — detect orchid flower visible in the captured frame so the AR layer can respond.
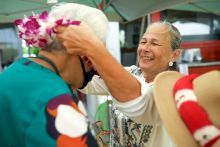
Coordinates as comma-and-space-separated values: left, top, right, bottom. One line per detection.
15, 11, 80, 49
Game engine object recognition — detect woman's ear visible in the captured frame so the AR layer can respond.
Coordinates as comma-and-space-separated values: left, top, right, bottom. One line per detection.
171, 49, 181, 62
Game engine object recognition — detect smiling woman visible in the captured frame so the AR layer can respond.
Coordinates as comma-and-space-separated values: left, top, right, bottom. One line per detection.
56, 20, 183, 147
138, 21, 181, 82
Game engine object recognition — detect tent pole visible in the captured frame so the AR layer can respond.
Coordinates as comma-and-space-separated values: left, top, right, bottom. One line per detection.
147, 13, 151, 25
139, 15, 146, 41
136, 15, 147, 66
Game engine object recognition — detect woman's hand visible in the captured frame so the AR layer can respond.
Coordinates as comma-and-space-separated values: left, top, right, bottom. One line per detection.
56, 22, 141, 102
56, 22, 101, 55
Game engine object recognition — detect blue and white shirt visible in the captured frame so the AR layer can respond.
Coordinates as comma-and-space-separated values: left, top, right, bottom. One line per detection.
81, 65, 175, 147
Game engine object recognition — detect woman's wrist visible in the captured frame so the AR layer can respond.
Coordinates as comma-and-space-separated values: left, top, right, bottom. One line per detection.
84, 38, 106, 58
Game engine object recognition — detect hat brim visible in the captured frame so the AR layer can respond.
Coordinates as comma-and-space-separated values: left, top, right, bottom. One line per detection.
153, 70, 220, 147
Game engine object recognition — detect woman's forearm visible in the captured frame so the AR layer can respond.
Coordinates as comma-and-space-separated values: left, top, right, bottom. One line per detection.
85, 40, 141, 102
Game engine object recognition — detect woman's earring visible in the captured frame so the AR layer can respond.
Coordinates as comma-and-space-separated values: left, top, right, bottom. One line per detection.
169, 61, 173, 67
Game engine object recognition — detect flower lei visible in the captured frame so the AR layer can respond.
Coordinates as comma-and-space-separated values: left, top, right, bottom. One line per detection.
14, 11, 80, 49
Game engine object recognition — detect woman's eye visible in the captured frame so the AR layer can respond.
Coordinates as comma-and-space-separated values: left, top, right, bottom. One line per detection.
152, 42, 159, 46
140, 41, 146, 44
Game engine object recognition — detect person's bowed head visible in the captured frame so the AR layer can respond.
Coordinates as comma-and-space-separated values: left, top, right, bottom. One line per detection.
15, 3, 108, 53
153, 70, 220, 147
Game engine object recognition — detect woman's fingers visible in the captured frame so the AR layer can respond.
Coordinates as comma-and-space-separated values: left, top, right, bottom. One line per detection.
54, 26, 66, 33
56, 26, 70, 41
55, 23, 97, 55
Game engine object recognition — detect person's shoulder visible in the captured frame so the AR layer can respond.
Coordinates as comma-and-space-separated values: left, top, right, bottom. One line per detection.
125, 65, 142, 76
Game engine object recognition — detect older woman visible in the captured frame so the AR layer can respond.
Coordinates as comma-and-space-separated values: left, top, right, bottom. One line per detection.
56, 21, 181, 146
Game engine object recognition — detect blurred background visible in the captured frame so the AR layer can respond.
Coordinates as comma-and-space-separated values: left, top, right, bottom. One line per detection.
1, 0, 220, 120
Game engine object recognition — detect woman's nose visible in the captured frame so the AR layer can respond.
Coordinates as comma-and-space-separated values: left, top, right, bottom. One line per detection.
141, 43, 151, 53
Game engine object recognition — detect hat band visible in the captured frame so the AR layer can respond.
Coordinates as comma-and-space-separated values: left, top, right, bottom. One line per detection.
173, 74, 220, 147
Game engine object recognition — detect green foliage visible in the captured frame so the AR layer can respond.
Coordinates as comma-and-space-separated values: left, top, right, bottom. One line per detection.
30, 47, 40, 55
22, 47, 40, 56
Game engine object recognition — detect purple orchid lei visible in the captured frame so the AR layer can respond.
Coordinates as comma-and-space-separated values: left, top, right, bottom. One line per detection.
14, 11, 80, 49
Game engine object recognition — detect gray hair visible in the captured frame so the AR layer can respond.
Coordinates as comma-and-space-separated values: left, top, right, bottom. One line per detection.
147, 21, 182, 71
148, 21, 181, 50
46, 3, 109, 50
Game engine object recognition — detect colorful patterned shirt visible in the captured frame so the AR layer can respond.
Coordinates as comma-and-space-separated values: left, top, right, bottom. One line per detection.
0, 58, 98, 147
81, 65, 175, 147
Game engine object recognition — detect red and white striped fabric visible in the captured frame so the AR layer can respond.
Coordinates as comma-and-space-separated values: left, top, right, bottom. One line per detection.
173, 74, 220, 147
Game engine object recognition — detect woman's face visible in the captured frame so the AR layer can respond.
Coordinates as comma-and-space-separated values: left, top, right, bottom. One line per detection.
137, 23, 178, 76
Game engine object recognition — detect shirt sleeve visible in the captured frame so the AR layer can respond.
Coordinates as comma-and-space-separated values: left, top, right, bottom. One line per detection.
79, 75, 110, 95
80, 66, 138, 95
112, 65, 161, 125
111, 76, 160, 124
81, 66, 161, 124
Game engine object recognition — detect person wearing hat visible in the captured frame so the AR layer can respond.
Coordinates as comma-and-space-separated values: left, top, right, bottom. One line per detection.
0, 3, 142, 147
153, 70, 220, 147
56, 21, 181, 146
